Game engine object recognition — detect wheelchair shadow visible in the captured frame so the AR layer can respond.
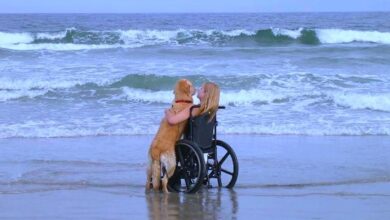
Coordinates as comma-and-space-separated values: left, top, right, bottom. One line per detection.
146, 189, 238, 220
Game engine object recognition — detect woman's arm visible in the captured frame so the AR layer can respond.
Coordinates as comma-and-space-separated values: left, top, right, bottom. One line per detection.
165, 105, 195, 125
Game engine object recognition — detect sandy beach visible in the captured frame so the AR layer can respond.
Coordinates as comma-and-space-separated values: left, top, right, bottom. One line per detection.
1, 135, 389, 219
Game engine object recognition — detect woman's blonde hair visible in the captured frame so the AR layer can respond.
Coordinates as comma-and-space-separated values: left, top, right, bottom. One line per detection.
199, 82, 220, 121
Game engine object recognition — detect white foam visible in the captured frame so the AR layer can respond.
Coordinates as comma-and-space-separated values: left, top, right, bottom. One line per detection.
316, 29, 390, 44
1, 119, 389, 138
117, 28, 390, 45
122, 87, 288, 106
221, 29, 255, 36
0, 122, 158, 138
272, 28, 303, 39
2, 28, 390, 51
120, 29, 256, 45
35, 27, 76, 40
0, 77, 83, 90
0, 77, 109, 102
219, 123, 390, 136
331, 92, 390, 112
0, 32, 33, 45
269, 28, 390, 44
0, 43, 138, 51
36, 31, 67, 40
0, 90, 47, 101
221, 89, 288, 106
122, 87, 174, 103
119, 29, 180, 45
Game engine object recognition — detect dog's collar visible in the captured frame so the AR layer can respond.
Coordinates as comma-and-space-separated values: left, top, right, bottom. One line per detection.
175, 100, 193, 104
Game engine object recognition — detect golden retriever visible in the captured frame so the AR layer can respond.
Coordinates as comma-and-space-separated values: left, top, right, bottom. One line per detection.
146, 79, 194, 193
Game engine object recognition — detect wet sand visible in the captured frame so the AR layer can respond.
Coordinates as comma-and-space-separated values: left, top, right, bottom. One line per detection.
0, 135, 389, 219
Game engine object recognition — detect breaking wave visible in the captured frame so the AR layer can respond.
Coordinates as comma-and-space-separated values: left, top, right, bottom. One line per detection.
1, 73, 390, 113
1, 28, 390, 50
332, 92, 390, 112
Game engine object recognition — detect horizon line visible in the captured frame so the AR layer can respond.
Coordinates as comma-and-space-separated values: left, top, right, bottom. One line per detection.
0, 11, 389, 14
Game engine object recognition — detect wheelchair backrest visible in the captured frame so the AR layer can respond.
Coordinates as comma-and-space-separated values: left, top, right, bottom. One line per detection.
184, 112, 216, 150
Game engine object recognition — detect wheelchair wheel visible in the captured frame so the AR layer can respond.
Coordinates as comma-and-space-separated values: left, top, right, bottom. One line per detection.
168, 140, 206, 193
207, 140, 239, 188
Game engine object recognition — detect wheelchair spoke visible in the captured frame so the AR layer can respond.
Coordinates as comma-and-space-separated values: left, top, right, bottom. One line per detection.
217, 176, 222, 187
177, 146, 185, 167
208, 170, 215, 178
219, 152, 229, 166
184, 151, 194, 161
221, 168, 233, 176
182, 171, 191, 190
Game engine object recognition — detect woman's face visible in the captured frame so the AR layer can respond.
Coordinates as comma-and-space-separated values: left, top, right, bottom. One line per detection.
189, 82, 196, 96
197, 85, 205, 100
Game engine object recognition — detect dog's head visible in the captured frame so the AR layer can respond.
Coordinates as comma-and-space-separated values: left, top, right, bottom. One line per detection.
174, 79, 195, 100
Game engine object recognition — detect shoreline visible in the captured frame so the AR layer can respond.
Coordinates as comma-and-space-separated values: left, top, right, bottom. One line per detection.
1, 135, 389, 219
2, 133, 390, 140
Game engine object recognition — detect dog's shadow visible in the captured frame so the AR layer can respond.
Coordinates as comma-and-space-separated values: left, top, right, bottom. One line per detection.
145, 189, 238, 220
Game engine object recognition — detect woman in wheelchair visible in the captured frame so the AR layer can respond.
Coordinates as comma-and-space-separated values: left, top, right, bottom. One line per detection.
165, 82, 239, 193
165, 82, 220, 125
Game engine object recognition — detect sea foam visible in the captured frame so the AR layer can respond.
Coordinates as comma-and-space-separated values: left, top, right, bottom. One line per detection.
332, 92, 390, 112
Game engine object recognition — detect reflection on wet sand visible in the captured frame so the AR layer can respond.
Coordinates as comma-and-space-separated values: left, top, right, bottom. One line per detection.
146, 189, 238, 220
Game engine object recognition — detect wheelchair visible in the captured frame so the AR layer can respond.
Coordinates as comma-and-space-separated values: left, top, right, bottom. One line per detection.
168, 105, 239, 193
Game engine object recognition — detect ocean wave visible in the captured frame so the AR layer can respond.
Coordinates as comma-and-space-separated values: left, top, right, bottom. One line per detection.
0, 123, 158, 138
0, 32, 33, 45
122, 87, 173, 104
1, 120, 390, 138
1, 72, 383, 91
316, 29, 390, 44
0, 74, 195, 101
331, 92, 390, 112
1, 28, 390, 51
1, 73, 389, 114
221, 89, 288, 106
0, 77, 107, 101
36, 29, 69, 40
120, 86, 390, 112
219, 124, 390, 136
0, 90, 48, 101
1, 43, 135, 51
0, 77, 84, 90
120, 88, 390, 114
0, 73, 267, 92
122, 87, 289, 106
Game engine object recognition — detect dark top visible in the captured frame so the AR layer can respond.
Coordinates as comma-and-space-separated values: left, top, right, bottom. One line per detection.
184, 112, 216, 150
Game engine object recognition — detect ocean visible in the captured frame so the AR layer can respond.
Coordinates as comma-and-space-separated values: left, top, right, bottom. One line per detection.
1, 12, 390, 138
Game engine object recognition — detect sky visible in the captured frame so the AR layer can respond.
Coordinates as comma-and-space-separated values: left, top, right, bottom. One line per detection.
1, 0, 390, 13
